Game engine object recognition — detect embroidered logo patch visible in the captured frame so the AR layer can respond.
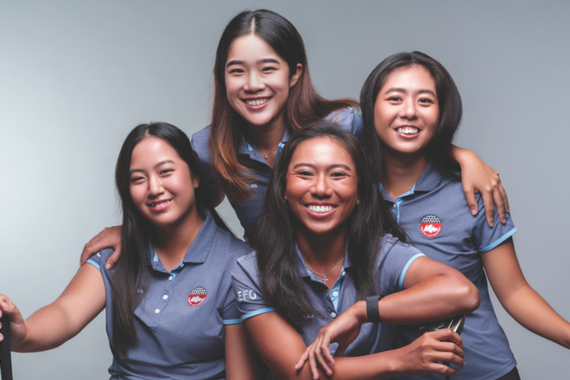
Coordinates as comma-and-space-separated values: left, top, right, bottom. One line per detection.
187, 287, 207, 307
420, 214, 442, 238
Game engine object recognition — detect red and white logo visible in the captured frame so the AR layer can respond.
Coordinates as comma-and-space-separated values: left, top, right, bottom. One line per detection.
420, 215, 442, 238
187, 286, 207, 307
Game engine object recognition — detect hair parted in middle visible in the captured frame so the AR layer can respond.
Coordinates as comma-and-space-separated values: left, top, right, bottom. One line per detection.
210, 9, 358, 204
360, 51, 463, 181
112, 122, 230, 359
254, 121, 405, 330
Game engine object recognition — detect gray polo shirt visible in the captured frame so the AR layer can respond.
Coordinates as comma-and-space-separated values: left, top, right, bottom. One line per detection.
87, 211, 251, 379
190, 108, 364, 239
383, 163, 518, 380
231, 235, 423, 356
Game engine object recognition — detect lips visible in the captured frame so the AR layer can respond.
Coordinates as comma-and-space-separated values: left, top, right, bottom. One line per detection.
243, 97, 270, 109
147, 199, 172, 211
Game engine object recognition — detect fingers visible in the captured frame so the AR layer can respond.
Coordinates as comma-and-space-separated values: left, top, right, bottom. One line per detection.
463, 184, 479, 217
294, 348, 309, 371
79, 226, 122, 267
498, 181, 510, 214
105, 246, 121, 270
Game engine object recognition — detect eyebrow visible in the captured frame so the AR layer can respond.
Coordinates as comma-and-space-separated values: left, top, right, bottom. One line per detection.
292, 163, 354, 172
226, 58, 280, 68
384, 87, 437, 97
129, 160, 175, 174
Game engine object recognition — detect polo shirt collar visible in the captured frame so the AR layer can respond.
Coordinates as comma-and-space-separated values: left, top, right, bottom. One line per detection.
237, 128, 291, 158
294, 241, 351, 280
147, 210, 218, 267
379, 161, 444, 195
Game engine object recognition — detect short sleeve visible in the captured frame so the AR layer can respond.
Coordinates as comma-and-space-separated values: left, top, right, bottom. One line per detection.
86, 248, 114, 271
377, 236, 425, 295
324, 108, 364, 143
231, 252, 276, 321
472, 196, 517, 253
191, 126, 223, 203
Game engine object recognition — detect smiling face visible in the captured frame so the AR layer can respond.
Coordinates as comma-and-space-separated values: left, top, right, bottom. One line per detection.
129, 136, 199, 230
374, 64, 439, 158
284, 137, 359, 238
225, 34, 302, 133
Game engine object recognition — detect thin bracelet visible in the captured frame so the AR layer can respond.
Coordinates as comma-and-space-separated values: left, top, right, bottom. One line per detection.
366, 295, 381, 323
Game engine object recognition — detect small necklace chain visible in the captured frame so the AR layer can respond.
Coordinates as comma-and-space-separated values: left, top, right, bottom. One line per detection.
249, 141, 280, 160
305, 257, 344, 284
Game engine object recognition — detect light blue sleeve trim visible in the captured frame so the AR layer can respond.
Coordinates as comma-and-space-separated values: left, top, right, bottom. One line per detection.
479, 227, 517, 253
223, 318, 242, 325
241, 307, 276, 322
398, 253, 425, 291
86, 259, 100, 271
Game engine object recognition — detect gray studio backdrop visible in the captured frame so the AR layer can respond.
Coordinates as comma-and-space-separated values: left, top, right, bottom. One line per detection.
1, 1, 568, 378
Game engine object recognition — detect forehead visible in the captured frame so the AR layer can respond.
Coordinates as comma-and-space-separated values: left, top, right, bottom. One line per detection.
381, 64, 436, 91
289, 136, 355, 168
226, 34, 281, 62
130, 136, 181, 166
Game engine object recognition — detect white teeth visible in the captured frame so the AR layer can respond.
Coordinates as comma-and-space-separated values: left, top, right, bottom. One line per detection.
150, 200, 171, 207
246, 98, 269, 106
396, 127, 419, 135
308, 205, 334, 213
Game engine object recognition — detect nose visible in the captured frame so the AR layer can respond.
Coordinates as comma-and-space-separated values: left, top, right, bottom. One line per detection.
311, 173, 332, 199
399, 98, 418, 120
148, 174, 164, 197
244, 71, 265, 92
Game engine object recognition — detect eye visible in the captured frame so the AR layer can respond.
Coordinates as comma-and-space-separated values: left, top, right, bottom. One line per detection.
387, 96, 402, 102
418, 97, 435, 104
262, 66, 277, 73
130, 176, 145, 183
228, 68, 244, 74
331, 171, 349, 179
160, 169, 174, 176
297, 170, 312, 177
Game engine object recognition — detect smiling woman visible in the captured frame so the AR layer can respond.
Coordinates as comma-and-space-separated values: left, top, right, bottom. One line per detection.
0, 123, 259, 379
231, 121, 481, 379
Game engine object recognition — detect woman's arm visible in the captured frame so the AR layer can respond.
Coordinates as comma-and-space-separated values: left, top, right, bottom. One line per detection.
453, 146, 509, 227
225, 323, 263, 380
296, 257, 479, 374
79, 226, 122, 268
246, 311, 464, 380
0, 264, 105, 352
482, 238, 570, 348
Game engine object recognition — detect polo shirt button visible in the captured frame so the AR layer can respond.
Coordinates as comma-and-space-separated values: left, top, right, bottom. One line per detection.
393, 204, 396, 208
168, 276, 173, 281
180, 263, 184, 268
331, 312, 337, 318
342, 272, 346, 277
163, 294, 168, 300
154, 309, 160, 314
332, 291, 339, 297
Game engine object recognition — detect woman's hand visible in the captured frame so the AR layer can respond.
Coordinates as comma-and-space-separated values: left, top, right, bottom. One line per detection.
295, 301, 367, 378
453, 146, 509, 227
395, 329, 465, 376
0, 295, 27, 349
79, 226, 122, 269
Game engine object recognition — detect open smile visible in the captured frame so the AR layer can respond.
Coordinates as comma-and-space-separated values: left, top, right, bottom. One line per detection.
147, 199, 172, 211
305, 204, 337, 215
395, 126, 420, 135
243, 97, 270, 108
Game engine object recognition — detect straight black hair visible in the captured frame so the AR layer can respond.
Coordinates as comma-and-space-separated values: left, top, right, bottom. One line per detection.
254, 121, 405, 330
112, 122, 230, 359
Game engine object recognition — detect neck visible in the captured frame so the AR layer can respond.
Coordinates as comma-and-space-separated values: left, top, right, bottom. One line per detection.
381, 150, 429, 200
295, 226, 346, 269
245, 117, 286, 165
152, 211, 204, 272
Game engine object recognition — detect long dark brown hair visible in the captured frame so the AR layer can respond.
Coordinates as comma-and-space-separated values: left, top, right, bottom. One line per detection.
254, 121, 405, 330
210, 9, 358, 203
360, 51, 463, 180
112, 122, 230, 359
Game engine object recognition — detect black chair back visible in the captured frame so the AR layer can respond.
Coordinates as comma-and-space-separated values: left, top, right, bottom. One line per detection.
0, 314, 13, 380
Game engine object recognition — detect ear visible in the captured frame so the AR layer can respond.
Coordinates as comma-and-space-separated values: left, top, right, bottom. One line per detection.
192, 175, 200, 189
289, 63, 303, 88
283, 193, 288, 201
